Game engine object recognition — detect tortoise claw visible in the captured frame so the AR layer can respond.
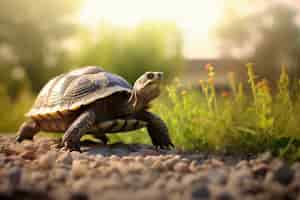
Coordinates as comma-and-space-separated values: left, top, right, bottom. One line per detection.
62, 141, 81, 152
15, 135, 33, 143
154, 142, 175, 151
15, 135, 23, 143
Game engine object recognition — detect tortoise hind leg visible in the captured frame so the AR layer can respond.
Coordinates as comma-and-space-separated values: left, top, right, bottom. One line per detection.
135, 111, 174, 149
16, 120, 40, 142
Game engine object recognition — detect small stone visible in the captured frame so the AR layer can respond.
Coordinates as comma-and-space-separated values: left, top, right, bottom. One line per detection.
121, 156, 134, 164
8, 166, 22, 186
72, 160, 89, 178
139, 149, 159, 155
174, 162, 190, 173
134, 156, 144, 162
252, 163, 269, 178
207, 170, 228, 185
215, 191, 234, 200
38, 151, 57, 169
129, 152, 143, 157
211, 159, 224, 167
37, 140, 51, 153
56, 151, 73, 165
110, 155, 120, 161
51, 168, 69, 182
163, 157, 180, 169
228, 168, 253, 191
151, 178, 167, 189
95, 154, 104, 160
173, 155, 182, 160
188, 184, 210, 200
236, 160, 250, 170
22, 140, 36, 151
151, 160, 165, 171
272, 163, 294, 185
30, 171, 47, 182
189, 161, 200, 172
257, 152, 273, 163
20, 150, 35, 160
70, 192, 89, 200
72, 177, 91, 192
166, 177, 181, 192
71, 151, 85, 160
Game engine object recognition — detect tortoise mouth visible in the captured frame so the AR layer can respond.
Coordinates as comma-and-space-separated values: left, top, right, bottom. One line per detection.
144, 78, 163, 88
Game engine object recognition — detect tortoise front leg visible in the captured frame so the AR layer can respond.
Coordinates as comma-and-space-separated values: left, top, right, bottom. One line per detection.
16, 120, 40, 142
135, 111, 174, 149
62, 109, 96, 151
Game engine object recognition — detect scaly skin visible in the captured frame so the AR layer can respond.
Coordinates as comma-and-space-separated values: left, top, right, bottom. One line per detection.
16, 121, 40, 142
61, 109, 96, 152
61, 110, 173, 151
135, 111, 174, 149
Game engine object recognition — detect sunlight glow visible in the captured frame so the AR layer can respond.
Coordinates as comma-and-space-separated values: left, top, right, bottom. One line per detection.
79, 0, 224, 58
80, 0, 223, 30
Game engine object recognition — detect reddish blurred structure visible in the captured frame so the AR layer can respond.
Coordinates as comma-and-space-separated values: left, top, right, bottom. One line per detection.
183, 59, 247, 89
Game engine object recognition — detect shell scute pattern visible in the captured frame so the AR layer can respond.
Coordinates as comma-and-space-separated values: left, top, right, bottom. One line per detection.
26, 66, 131, 117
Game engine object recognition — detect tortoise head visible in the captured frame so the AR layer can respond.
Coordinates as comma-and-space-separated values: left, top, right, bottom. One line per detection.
129, 72, 163, 110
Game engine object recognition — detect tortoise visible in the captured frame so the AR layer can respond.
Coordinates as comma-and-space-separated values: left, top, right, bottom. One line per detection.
16, 66, 174, 151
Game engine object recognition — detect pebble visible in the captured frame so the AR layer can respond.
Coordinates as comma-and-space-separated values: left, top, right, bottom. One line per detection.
51, 168, 69, 182
189, 160, 200, 172
252, 163, 269, 178
188, 184, 211, 200
20, 150, 36, 160
38, 151, 57, 169
71, 151, 86, 160
70, 192, 89, 200
72, 160, 89, 178
173, 162, 190, 173
56, 151, 73, 165
110, 155, 121, 161
271, 162, 295, 185
215, 191, 234, 200
163, 157, 180, 169
0, 136, 299, 200
8, 166, 22, 186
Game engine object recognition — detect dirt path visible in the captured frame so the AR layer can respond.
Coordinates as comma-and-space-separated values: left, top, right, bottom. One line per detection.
0, 136, 299, 200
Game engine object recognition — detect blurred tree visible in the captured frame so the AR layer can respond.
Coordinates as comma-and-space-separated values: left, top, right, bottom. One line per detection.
0, 0, 82, 96
74, 22, 183, 84
216, 2, 300, 84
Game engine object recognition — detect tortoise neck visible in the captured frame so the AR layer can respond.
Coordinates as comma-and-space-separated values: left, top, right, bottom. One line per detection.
129, 89, 149, 112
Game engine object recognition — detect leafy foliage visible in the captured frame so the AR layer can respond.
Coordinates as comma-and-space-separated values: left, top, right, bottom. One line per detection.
0, 0, 82, 93
216, 2, 300, 84
73, 22, 183, 84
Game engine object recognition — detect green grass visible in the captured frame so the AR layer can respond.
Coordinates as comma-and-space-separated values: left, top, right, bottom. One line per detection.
113, 64, 300, 160
2, 64, 300, 160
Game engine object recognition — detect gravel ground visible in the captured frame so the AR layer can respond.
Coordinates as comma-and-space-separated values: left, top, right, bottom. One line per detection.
0, 136, 299, 200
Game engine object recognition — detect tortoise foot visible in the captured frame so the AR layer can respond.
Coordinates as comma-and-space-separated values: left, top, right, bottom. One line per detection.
62, 141, 81, 152
15, 135, 33, 143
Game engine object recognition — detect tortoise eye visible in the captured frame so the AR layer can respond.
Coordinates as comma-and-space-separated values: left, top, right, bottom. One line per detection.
146, 73, 154, 79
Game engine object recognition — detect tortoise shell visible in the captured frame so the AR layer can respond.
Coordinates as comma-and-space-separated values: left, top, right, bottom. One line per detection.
26, 66, 132, 117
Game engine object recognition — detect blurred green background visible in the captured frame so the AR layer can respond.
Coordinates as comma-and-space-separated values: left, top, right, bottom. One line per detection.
1, 0, 300, 133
